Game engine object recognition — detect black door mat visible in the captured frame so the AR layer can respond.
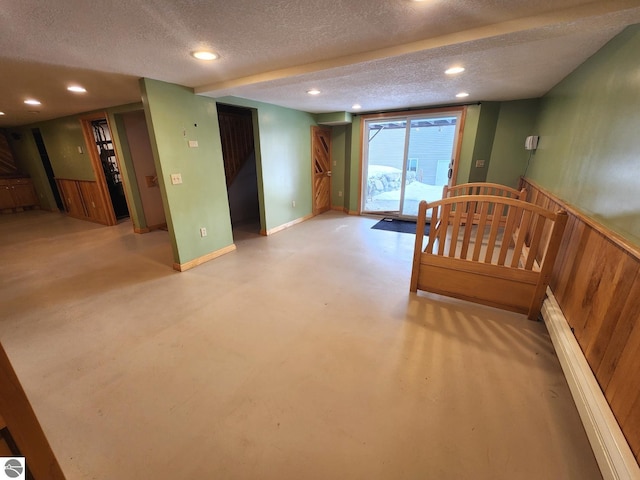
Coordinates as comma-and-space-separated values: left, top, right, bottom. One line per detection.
371, 218, 430, 235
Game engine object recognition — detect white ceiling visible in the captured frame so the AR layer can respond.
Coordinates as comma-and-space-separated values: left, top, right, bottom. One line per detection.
1, 0, 640, 127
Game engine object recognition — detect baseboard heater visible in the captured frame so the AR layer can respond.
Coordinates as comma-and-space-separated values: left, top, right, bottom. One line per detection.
542, 288, 640, 480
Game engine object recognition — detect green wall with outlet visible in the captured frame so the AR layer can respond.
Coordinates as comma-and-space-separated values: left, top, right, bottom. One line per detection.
216, 96, 318, 232
141, 78, 233, 265
528, 25, 640, 244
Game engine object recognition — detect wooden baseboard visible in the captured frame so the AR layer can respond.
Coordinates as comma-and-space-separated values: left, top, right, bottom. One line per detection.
260, 213, 314, 236
542, 287, 640, 480
173, 244, 237, 272
134, 223, 167, 234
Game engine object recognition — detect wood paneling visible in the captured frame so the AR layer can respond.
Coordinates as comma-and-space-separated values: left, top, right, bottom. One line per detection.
522, 178, 640, 463
0, 132, 18, 175
217, 107, 254, 186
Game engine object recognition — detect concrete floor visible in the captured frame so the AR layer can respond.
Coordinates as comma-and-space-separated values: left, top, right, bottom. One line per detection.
0, 210, 601, 480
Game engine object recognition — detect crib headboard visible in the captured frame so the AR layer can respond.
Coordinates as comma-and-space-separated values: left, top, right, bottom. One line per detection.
443, 182, 526, 200
410, 195, 567, 320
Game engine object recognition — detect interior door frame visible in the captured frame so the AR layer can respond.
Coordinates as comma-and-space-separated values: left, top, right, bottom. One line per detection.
80, 112, 122, 226
360, 106, 467, 217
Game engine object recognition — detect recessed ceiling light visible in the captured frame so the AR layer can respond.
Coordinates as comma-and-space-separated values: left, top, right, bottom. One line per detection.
456, 92, 470, 98
24, 99, 41, 105
0, 112, 4, 116
67, 85, 87, 93
352, 104, 362, 110
445, 66, 465, 75
192, 51, 219, 61
307, 89, 321, 95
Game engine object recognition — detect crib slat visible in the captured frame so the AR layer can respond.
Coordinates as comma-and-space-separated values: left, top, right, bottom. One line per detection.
437, 203, 451, 256
498, 206, 521, 265
460, 201, 476, 259
525, 215, 547, 270
510, 209, 532, 268
426, 204, 438, 252
484, 202, 502, 264
449, 201, 463, 257
472, 201, 490, 261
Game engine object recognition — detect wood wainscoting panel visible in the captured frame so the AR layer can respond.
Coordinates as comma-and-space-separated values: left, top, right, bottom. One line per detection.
522, 178, 640, 462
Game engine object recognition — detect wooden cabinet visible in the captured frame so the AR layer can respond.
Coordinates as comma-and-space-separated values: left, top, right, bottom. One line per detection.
56, 178, 110, 225
0, 177, 38, 211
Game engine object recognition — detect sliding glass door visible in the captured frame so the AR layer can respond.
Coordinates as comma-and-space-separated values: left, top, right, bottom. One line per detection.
362, 109, 464, 218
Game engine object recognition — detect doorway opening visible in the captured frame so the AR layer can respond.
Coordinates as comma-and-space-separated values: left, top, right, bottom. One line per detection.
91, 119, 129, 219
217, 104, 260, 235
31, 128, 64, 210
361, 108, 465, 219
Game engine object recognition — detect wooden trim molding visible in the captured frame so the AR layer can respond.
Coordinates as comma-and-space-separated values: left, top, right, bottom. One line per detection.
173, 244, 237, 272
260, 213, 314, 236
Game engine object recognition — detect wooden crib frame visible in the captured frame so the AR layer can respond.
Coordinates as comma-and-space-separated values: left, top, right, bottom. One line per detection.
443, 182, 526, 200
410, 195, 567, 320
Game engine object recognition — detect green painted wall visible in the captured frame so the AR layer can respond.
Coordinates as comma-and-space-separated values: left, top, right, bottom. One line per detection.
216, 96, 318, 231
330, 125, 347, 209
467, 102, 500, 183
39, 116, 95, 180
487, 98, 540, 188
347, 116, 361, 213
109, 112, 145, 230
141, 78, 232, 265
529, 25, 640, 244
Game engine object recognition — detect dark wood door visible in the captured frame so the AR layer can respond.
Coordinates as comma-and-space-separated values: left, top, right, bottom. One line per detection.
312, 127, 331, 215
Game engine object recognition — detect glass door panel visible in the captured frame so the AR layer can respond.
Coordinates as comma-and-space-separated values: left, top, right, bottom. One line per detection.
363, 119, 407, 214
400, 115, 459, 217
362, 108, 464, 219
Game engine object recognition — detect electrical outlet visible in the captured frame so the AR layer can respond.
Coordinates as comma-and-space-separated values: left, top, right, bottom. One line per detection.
200, 227, 207, 237
188, 140, 199, 148
292, 200, 296, 207
475, 159, 485, 168
338, 191, 342, 197
170, 173, 182, 185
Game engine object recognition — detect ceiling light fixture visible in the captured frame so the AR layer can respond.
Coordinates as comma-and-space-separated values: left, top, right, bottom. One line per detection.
456, 92, 470, 98
307, 89, 321, 95
24, 99, 41, 105
192, 51, 219, 61
352, 104, 362, 110
445, 66, 465, 75
0, 112, 4, 116
67, 85, 87, 93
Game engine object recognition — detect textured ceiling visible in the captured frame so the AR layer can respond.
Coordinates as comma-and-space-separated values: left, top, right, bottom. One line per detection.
1, 0, 640, 127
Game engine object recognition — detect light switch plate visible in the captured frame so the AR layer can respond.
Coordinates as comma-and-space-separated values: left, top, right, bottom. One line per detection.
188, 140, 199, 148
